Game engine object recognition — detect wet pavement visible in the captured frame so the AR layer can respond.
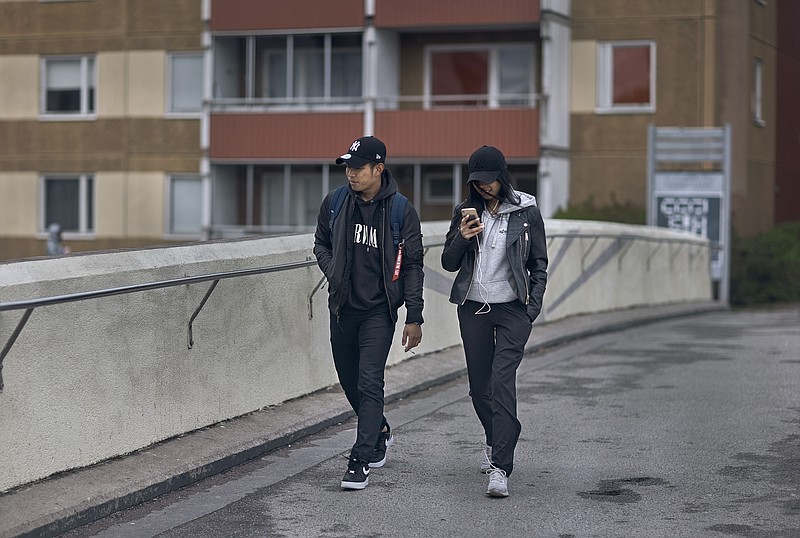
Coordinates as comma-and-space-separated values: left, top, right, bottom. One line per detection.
51, 305, 800, 538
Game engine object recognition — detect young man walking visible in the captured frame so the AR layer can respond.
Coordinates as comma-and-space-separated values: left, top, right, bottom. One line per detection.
313, 135, 424, 490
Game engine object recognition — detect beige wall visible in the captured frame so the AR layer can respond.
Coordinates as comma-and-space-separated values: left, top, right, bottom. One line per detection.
570, 40, 595, 113
97, 51, 126, 118
127, 50, 166, 117
95, 172, 165, 237
0, 172, 37, 235
0, 55, 37, 118
125, 172, 165, 237
97, 50, 168, 118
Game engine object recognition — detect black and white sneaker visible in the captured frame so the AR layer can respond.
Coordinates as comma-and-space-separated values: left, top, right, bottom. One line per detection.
341, 457, 370, 490
369, 427, 395, 468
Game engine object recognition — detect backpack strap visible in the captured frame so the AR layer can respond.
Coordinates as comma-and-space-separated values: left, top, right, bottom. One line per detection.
328, 185, 349, 232
390, 192, 408, 250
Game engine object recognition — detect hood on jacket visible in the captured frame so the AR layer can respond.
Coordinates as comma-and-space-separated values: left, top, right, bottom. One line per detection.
347, 168, 398, 204
496, 191, 537, 215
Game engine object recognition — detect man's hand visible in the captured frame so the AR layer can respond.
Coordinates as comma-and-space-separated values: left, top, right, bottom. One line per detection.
402, 323, 422, 352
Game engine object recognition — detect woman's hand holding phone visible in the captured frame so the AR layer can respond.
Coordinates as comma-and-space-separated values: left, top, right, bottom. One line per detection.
459, 208, 483, 239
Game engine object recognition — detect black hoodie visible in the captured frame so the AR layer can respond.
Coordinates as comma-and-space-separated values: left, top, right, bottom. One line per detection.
314, 169, 424, 325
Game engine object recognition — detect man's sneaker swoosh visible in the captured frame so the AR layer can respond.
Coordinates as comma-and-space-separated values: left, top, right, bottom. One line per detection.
363, 467, 370, 475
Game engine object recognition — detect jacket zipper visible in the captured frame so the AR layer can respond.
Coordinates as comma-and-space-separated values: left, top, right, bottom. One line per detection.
379, 203, 396, 320
522, 219, 530, 304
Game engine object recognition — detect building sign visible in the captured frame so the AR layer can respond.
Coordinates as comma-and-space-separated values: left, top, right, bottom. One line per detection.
651, 172, 725, 280
647, 125, 730, 301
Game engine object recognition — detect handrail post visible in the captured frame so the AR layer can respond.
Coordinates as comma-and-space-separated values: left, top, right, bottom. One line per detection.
646, 240, 664, 271
308, 276, 327, 320
0, 308, 34, 391
617, 236, 635, 271
187, 280, 220, 349
581, 236, 600, 272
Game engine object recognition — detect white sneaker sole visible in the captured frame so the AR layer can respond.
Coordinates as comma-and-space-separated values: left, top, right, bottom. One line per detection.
341, 477, 369, 490
486, 487, 509, 497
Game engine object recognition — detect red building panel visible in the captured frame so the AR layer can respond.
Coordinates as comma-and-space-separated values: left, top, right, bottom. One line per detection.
210, 0, 364, 32
375, 109, 539, 160
375, 0, 539, 28
210, 113, 364, 160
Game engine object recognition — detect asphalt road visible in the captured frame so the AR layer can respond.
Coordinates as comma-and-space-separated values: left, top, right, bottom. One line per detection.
61, 306, 800, 538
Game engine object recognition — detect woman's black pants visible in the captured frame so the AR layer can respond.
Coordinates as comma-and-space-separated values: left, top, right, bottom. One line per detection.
458, 300, 532, 476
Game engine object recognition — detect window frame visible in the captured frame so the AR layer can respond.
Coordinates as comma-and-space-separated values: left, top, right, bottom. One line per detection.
422, 171, 455, 205
167, 51, 204, 117
596, 40, 656, 114
40, 55, 97, 119
423, 43, 536, 110
212, 32, 364, 111
39, 174, 95, 237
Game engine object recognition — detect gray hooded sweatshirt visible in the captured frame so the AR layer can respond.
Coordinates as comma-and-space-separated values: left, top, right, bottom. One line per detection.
466, 191, 538, 305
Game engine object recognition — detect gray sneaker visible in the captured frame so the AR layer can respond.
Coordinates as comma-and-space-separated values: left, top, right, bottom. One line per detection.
480, 443, 492, 473
486, 467, 509, 497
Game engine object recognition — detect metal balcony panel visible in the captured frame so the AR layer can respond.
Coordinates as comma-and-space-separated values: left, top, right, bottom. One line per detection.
210, 0, 364, 32
209, 113, 363, 160
375, 0, 539, 29
375, 108, 539, 160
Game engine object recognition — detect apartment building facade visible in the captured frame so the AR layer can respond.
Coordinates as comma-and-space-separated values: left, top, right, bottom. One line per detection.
569, 0, 800, 235
2, 0, 796, 262
0, 0, 570, 259
205, 0, 570, 238
0, 0, 205, 259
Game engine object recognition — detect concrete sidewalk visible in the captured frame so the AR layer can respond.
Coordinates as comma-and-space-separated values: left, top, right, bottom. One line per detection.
0, 301, 725, 538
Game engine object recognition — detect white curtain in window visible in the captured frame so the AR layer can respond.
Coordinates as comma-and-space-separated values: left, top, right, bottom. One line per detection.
171, 54, 203, 112
171, 177, 203, 233
46, 60, 81, 89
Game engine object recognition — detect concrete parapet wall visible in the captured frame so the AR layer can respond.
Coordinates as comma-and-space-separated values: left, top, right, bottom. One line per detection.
0, 220, 712, 492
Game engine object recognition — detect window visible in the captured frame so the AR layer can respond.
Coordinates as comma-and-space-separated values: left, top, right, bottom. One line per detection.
426, 44, 535, 108
753, 57, 764, 126
214, 33, 362, 108
41, 175, 94, 233
597, 41, 655, 113
422, 165, 455, 204
209, 164, 330, 237
169, 53, 204, 114
42, 56, 95, 116
169, 176, 204, 234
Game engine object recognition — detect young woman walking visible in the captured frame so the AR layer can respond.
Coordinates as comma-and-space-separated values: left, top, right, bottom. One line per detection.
441, 145, 548, 497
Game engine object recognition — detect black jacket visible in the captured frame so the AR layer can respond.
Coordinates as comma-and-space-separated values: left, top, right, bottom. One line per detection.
313, 170, 425, 325
441, 199, 548, 322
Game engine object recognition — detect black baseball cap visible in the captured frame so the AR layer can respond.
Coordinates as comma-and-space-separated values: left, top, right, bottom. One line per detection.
467, 145, 507, 183
335, 136, 387, 168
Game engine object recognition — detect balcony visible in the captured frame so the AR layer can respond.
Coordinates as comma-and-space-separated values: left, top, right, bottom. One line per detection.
209, 107, 539, 161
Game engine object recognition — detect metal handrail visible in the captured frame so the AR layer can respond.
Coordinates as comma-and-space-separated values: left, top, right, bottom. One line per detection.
0, 230, 713, 391
0, 259, 316, 390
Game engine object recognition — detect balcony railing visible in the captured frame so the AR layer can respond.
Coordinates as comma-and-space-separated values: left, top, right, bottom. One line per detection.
209, 93, 541, 113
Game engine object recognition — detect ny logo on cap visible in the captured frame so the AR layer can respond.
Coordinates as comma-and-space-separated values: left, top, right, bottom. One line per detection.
350, 141, 361, 152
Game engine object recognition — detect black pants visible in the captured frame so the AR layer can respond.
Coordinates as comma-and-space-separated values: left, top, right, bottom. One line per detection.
330, 306, 395, 462
458, 300, 532, 476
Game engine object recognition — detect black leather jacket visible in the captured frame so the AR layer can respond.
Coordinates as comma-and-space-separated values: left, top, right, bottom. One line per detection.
441, 200, 548, 322
313, 171, 424, 325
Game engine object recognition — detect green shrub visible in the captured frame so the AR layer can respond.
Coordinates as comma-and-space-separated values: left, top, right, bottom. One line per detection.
552, 195, 646, 225
730, 223, 800, 306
